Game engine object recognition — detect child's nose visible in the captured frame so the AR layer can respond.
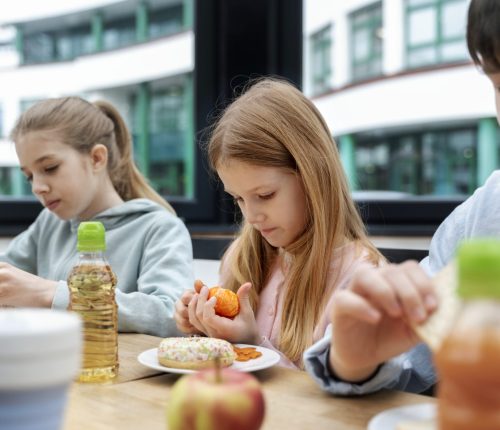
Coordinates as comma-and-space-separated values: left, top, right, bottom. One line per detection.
31, 177, 49, 195
245, 205, 265, 224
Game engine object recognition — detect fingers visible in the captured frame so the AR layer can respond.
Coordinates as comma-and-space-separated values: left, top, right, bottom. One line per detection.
333, 289, 381, 324
174, 309, 194, 333
194, 279, 205, 294
405, 262, 438, 311
350, 267, 403, 318
187, 292, 205, 333
236, 282, 253, 314
384, 261, 434, 323
349, 262, 435, 323
174, 296, 195, 333
188, 286, 218, 333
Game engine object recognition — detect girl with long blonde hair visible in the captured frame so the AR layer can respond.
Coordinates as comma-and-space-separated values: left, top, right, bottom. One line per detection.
174, 78, 383, 368
0, 96, 193, 337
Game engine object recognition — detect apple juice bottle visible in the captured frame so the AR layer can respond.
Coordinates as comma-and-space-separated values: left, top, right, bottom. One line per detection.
68, 221, 119, 382
435, 239, 500, 430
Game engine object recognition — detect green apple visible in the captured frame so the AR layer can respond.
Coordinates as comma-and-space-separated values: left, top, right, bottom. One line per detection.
167, 367, 265, 430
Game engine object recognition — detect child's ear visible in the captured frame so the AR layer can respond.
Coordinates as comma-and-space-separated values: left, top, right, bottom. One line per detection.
89, 144, 108, 171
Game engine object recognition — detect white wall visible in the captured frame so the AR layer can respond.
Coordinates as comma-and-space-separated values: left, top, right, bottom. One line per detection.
314, 64, 495, 136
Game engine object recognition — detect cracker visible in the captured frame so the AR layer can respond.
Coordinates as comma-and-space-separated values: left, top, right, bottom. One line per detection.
412, 262, 462, 351
232, 345, 263, 361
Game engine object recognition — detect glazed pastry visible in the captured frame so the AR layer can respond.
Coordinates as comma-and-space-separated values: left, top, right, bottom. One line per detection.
158, 337, 236, 370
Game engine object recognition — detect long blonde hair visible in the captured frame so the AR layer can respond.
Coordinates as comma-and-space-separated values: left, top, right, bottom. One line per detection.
208, 78, 382, 365
10, 96, 175, 213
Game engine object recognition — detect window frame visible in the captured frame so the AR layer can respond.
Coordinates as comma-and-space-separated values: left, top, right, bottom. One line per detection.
310, 24, 332, 95
405, 0, 469, 68
349, 1, 383, 82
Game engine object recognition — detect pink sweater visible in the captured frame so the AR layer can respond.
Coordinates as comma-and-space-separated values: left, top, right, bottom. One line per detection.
220, 241, 377, 369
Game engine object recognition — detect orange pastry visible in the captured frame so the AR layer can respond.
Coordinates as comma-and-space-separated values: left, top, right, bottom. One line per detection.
208, 287, 240, 318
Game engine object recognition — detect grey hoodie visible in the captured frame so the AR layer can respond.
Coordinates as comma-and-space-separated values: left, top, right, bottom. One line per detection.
0, 198, 193, 337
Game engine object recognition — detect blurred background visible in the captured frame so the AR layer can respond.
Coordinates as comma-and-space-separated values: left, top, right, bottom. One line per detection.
0, 0, 498, 250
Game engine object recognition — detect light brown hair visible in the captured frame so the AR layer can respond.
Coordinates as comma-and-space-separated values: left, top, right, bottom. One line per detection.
10, 96, 174, 213
208, 78, 382, 365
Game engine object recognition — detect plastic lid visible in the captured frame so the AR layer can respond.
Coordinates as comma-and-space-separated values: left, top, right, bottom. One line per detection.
457, 239, 500, 299
77, 221, 106, 252
0, 309, 81, 390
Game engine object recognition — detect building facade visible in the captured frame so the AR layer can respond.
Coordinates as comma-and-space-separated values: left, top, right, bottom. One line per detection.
304, 0, 499, 196
0, 0, 194, 199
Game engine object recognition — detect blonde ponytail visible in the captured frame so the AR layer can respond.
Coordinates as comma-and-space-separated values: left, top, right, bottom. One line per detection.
94, 100, 175, 214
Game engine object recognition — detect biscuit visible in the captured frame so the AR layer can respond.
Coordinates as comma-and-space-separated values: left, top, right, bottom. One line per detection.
412, 262, 462, 350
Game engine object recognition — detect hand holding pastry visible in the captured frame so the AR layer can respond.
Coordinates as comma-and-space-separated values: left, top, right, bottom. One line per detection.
187, 282, 260, 345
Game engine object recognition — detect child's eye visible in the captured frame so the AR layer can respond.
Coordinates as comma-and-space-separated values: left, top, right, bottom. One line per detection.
45, 165, 59, 173
25, 175, 33, 183
259, 192, 275, 200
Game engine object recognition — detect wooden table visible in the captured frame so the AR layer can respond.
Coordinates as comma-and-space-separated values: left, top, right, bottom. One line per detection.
64, 334, 435, 430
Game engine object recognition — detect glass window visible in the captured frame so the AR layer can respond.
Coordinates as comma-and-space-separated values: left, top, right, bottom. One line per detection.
406, 0, 468, 68
149, 4, 183, 38
103, 16, 135, 50
23, 26, 92, 64
310, 25, 332, 95
355, 127, 477, 196
442, 0, 468, 38
350, 2, 383, 82
55, 27, 92, 61
408, 9, 436, 45
24, 32, 55, 64
129, 79, 193, 200
148, 86, 186, 196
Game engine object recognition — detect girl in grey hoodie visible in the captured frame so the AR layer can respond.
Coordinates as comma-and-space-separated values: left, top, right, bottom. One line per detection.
0, 97, 193, 337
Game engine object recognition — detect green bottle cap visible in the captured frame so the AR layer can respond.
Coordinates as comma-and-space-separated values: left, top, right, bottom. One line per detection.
77, 221, 106, 252
457, 239, 500, 299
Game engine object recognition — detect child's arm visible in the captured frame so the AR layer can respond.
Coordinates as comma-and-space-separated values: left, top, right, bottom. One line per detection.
329, 261, 436, 381
0, 212, 57, 307
304, 326, 435, 395
0, 262, 57, 307
304, 262, 437, 395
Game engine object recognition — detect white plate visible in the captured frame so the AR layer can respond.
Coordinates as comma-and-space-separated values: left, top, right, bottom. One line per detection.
138, 343, 281, 375
368, 403, 436, 430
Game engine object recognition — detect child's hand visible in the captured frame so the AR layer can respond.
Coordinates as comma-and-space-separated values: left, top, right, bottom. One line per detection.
329, 261, 437, 382
174, 281, 205, 335
0, 262, 57, 307
187, 282, 259, 344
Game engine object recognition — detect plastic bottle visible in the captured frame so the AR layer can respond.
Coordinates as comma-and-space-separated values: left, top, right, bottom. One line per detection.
68, 221, 119, 382
434, 239, 500, 430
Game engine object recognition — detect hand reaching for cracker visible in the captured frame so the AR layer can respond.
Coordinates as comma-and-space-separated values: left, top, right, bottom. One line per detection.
329, 261, 448, 383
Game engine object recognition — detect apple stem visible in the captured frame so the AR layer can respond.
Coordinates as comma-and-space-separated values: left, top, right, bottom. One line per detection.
215, 355, 221, 383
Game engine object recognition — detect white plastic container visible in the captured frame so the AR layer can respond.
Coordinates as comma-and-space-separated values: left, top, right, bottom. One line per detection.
0, 308, 81, 430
